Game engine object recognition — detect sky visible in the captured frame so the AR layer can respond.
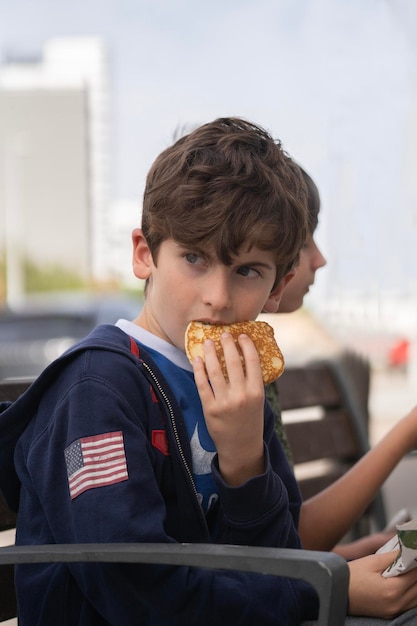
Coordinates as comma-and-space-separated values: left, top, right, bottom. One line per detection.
0, 0, 382, 200
2, 0, 417, 319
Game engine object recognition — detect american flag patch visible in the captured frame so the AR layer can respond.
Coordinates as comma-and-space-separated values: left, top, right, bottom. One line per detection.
64, 431, 128, 500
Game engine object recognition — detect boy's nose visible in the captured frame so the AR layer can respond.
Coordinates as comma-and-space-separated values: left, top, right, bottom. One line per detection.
314, 247, 327, 270
202, 272, 232, 311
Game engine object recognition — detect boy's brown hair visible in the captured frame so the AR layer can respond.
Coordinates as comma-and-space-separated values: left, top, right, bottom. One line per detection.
300, 167, 320, 234
142, 117, 308, 284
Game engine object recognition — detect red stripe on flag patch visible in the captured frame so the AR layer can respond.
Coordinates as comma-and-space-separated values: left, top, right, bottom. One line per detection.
65, 431, 128, 500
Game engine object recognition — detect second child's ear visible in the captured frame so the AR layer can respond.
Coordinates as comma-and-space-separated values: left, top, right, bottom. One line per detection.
132, 228, 154, 279
262, 271, 295, 313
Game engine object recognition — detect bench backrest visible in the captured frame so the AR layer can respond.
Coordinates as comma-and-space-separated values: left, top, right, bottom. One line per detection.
0, 381, 28, 534
277, 352, 386, 535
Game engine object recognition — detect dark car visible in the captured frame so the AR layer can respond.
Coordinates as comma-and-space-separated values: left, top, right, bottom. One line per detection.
0, 292, 142, 381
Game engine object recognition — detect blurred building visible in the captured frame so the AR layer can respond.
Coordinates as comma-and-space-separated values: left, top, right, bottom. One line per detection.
107, 199, 141, 287
0, 37, 111, 304
303, 3, 417, 346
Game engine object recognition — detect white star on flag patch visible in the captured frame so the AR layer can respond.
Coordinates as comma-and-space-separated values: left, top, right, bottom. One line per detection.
64, 431, 128, 499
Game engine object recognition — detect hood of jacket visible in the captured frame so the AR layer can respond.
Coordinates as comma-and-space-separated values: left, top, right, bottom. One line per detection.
0, 325, 145, 511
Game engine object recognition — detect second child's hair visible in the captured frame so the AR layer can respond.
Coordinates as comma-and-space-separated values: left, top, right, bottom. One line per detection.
300, 167, 320, 234
142, 117, 308, 283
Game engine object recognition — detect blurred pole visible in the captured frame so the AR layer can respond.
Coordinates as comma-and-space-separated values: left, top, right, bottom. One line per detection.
4, 133, 28, 308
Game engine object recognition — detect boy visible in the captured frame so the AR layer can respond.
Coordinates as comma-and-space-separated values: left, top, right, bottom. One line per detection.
2, 118, 417, 624
0, 117, 317, 624
267, 170, 417, 623
268, 170, 401, 559
266, 167, 326, 463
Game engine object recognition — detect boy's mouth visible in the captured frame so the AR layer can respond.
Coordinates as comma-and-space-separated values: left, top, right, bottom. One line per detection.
194, 319, 230, 326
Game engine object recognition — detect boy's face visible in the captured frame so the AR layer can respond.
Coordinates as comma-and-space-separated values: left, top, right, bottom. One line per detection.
279, 234, 326, 314
132, 231, 290, 351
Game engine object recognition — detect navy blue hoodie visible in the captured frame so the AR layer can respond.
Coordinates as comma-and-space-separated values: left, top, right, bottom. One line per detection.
0, 324, 318, 625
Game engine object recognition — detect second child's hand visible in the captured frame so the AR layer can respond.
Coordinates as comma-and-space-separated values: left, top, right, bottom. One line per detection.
192, 332, 265, 486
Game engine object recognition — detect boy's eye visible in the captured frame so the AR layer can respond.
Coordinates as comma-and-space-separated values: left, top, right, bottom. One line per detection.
185, 252, 204, 265
237, 266, 259, 278
302, 235, 314, 250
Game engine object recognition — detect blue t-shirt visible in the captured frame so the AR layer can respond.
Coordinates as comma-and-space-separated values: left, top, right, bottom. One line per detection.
116, 320, 218, 515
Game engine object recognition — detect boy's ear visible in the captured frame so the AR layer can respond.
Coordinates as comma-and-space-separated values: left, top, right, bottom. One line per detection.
262, 271, 296, 313
132, 228, 154, 279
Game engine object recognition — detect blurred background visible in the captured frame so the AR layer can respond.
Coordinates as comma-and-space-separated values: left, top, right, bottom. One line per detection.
1, 0, 417, 448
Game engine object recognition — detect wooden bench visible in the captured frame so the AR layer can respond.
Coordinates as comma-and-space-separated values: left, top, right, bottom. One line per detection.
0, 377, 350, 624
277, 351, 386, 537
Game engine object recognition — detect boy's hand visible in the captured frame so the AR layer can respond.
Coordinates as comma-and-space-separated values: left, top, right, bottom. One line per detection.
192, 332, 265, 486
333, 531, 396, 560
348, 550, 417, 617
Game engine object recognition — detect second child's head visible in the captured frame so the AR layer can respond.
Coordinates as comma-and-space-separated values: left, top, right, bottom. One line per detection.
279, 167, 326, 313
141, 117, 308, 287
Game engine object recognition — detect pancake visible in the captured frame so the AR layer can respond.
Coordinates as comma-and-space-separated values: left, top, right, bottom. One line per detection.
185, 320, 284, 385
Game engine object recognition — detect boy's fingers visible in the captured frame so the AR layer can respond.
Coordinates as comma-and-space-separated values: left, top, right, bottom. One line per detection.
192, 354, 212, 390
219, 333, 263, 385
237, 334, 263, 382
219, 333, 246, 381
202, 338, 228, 385
193, 333, 263, 390
371, 549, 401, 574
